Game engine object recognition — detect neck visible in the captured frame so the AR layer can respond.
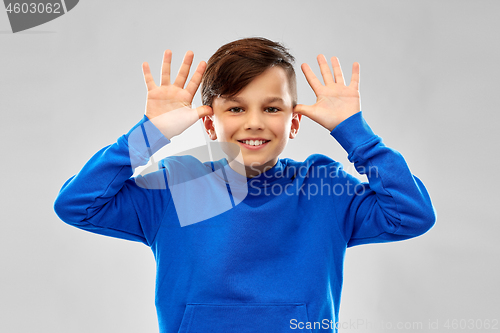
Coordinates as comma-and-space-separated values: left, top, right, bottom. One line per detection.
228, 158, 278, 178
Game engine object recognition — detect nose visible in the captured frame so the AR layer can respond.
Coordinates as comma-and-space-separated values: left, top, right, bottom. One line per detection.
244, 109, 265, 131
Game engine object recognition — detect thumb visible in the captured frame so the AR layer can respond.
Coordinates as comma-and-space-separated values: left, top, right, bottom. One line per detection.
196, 105, 213, 118
293, 104, 314, 118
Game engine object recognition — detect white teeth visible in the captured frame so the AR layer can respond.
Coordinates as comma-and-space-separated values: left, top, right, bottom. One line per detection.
243, 140, 266, 146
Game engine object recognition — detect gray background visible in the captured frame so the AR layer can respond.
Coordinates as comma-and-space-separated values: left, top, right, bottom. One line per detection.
1, 0, 499, 332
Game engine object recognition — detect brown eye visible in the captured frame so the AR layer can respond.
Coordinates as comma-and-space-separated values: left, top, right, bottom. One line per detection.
229, 107, 244, 113
265, 107, 279, 113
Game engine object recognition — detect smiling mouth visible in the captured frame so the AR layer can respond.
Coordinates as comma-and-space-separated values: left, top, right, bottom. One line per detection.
237, 139, 270, 146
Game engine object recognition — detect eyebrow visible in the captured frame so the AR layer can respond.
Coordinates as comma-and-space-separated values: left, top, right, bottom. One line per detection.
222, 96, 285, 104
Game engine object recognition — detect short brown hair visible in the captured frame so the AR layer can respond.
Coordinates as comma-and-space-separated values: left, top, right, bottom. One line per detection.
201, 37, 297, 107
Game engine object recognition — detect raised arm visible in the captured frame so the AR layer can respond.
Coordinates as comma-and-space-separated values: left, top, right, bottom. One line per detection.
54, 50, 211, 245
296, 55, 435, 246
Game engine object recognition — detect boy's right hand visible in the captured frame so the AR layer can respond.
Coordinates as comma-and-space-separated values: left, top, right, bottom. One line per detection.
142, 50, 213, 140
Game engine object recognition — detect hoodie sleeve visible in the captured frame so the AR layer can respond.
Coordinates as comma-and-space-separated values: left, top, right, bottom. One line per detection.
53, 115, 171, 246
330, 111, 436, 247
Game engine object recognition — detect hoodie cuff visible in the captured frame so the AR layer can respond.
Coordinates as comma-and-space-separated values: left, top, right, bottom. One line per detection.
125, 115, 171, 167
330, 111, 377, 155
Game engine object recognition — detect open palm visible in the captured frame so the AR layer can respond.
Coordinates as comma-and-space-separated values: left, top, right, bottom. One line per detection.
142, 50, 212, 139
295, 55, 360, 132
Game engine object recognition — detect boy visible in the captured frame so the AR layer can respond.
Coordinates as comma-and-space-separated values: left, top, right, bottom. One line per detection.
54, 37, 436, 332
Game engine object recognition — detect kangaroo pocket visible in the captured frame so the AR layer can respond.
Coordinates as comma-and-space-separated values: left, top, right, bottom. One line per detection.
177, 302, 312, 333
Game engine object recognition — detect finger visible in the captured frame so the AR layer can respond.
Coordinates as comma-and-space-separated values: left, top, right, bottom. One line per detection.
142, 62, 157, 91
160, 50, 172, 86
185, 61, 207, 96
349, 62, 360, 90
196, 105, 213, 119
301, 63, 323, 94
173, 50, 195, 88
330, 57, 345, 86
318, 54, 335, 85
293, 103, 315, 118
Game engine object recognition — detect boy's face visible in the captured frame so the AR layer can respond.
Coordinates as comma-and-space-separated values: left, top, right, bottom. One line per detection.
204, 66, 300, 178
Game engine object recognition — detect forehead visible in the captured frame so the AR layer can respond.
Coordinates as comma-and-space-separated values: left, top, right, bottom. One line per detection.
215, 67, 292, 105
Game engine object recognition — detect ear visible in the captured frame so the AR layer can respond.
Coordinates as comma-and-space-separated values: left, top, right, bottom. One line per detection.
289, 112, 302, 139
203, 115, 217, 140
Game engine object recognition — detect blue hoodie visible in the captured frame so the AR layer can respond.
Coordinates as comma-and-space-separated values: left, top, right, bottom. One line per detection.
54, 111, 436, 333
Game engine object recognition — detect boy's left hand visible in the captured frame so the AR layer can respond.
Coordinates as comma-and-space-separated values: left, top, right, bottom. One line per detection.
294, 55, 360, 132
